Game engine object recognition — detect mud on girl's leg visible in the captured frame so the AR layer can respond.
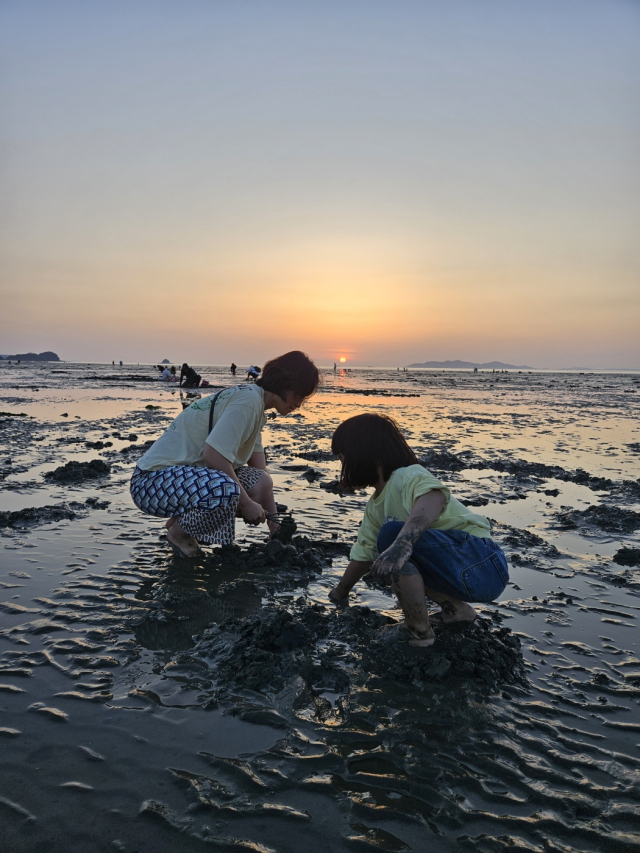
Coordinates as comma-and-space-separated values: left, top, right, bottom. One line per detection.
391, 563, 435, 647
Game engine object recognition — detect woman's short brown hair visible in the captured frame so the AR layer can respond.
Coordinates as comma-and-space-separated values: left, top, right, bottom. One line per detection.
331, 413, 419, 489
256, 350, 320, 401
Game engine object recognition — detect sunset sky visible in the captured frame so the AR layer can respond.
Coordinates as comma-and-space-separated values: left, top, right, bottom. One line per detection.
1, 0, 638, 368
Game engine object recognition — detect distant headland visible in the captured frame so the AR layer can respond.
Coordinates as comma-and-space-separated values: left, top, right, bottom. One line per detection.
407, 359, 533, 370
0, 351, 61, 362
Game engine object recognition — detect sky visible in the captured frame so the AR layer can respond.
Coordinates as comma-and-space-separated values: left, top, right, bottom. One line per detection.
1, 0, 639, 368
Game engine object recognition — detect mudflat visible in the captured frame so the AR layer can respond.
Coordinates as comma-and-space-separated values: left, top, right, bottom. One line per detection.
1, 361, 639, 852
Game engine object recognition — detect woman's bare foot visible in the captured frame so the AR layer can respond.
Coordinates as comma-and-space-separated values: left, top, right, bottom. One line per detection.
166, 522, 201, 558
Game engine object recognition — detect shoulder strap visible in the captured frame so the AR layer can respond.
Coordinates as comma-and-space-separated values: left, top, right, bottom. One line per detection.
207, 388, 225, 434
207, 384, 248, 433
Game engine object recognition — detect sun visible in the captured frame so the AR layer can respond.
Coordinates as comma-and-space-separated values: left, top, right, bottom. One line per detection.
339, 357, 346, 363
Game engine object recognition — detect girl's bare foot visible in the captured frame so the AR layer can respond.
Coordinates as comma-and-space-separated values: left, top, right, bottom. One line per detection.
165, 517, 178, 530
328, 582, 351, 604
423, 587, 477, 625
166, 522, 201, 558
431, 600, 477, 625
377, 622, 435, 648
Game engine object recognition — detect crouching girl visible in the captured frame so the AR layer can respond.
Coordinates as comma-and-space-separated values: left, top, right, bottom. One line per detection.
329, 414, 508, 647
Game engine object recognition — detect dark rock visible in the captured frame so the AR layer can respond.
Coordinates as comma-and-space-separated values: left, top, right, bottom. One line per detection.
419, 449, 467, 473
294, 449, 335, 462
44, 459, 111, 484
555, 505, 640, 535
0, 503, 79, 528
612, 547, 640, 567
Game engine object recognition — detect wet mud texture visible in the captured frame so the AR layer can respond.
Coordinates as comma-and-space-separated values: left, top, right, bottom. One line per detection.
1, 363, 640, 852
193, 603, 525, 703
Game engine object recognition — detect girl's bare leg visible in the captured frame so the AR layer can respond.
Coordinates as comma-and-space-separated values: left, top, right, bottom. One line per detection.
423, 585, 477, 624
391, 573, 435, 647
165, 517, 178, 530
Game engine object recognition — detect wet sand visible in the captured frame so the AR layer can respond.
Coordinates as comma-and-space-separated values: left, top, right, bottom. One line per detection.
1, 362, 639, 852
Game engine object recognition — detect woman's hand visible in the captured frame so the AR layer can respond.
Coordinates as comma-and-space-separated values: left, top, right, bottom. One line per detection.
370, 539, 413, 582
239, 497, 266, 526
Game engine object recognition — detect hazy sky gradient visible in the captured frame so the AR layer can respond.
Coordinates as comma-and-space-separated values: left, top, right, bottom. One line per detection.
1, 0, 638, 367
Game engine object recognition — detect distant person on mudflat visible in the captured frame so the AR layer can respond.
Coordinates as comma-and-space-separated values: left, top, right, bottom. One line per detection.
179, 363, 201, 388
130, 351, 320, 557
246, 365, 260, 380
329, 414, 508, 646
158, 366, 172, 381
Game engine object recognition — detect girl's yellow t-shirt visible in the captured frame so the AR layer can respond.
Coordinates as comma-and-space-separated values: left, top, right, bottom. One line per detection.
349, 464, 491, 563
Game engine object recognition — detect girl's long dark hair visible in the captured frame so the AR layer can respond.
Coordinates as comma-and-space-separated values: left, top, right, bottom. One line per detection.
331, 413, 419, 489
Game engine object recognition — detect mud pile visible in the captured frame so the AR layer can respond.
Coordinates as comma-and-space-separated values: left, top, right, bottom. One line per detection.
189, 601, 525, 706
0, 497, 108, 528
613, 547, 640, 567
555, 504, 640, 534
43, 458, 111, 483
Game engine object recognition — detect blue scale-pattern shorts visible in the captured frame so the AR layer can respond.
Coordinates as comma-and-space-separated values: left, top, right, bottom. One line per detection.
130, 465, 262, 545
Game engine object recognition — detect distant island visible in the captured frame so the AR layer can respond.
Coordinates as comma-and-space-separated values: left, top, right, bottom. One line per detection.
0, 351, 61, 362
407, 359, 533, 370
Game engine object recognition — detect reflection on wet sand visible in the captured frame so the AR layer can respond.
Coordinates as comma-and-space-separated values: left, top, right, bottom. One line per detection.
0, 362, 639, 852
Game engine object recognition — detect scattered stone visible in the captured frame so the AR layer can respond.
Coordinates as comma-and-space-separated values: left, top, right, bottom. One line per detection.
294, 449, 334, 462
320, 479, 354, 495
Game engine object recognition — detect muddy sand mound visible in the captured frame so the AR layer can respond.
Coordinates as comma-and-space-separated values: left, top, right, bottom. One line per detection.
189, 603, 525, 705
43, 458, 111, 483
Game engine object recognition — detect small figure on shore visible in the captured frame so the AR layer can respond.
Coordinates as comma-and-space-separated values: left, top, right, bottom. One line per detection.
230, 363, 237, 376
158, 365, 173, 381
130, 351, 320, 557
329, 414, 508, 646
333, 363, 336, 372
246, 365, 261, 380
180, 363, 201, 388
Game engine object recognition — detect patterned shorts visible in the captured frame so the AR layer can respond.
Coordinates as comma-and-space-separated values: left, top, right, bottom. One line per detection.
130, 465, 264, 545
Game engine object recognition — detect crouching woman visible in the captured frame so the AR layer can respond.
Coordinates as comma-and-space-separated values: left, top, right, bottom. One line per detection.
329, 414, 509, 646
130, 350, 319, 557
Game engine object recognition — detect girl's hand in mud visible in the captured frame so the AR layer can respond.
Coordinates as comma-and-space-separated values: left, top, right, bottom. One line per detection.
370, 540, 412, 582
240, 498, 266, 526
